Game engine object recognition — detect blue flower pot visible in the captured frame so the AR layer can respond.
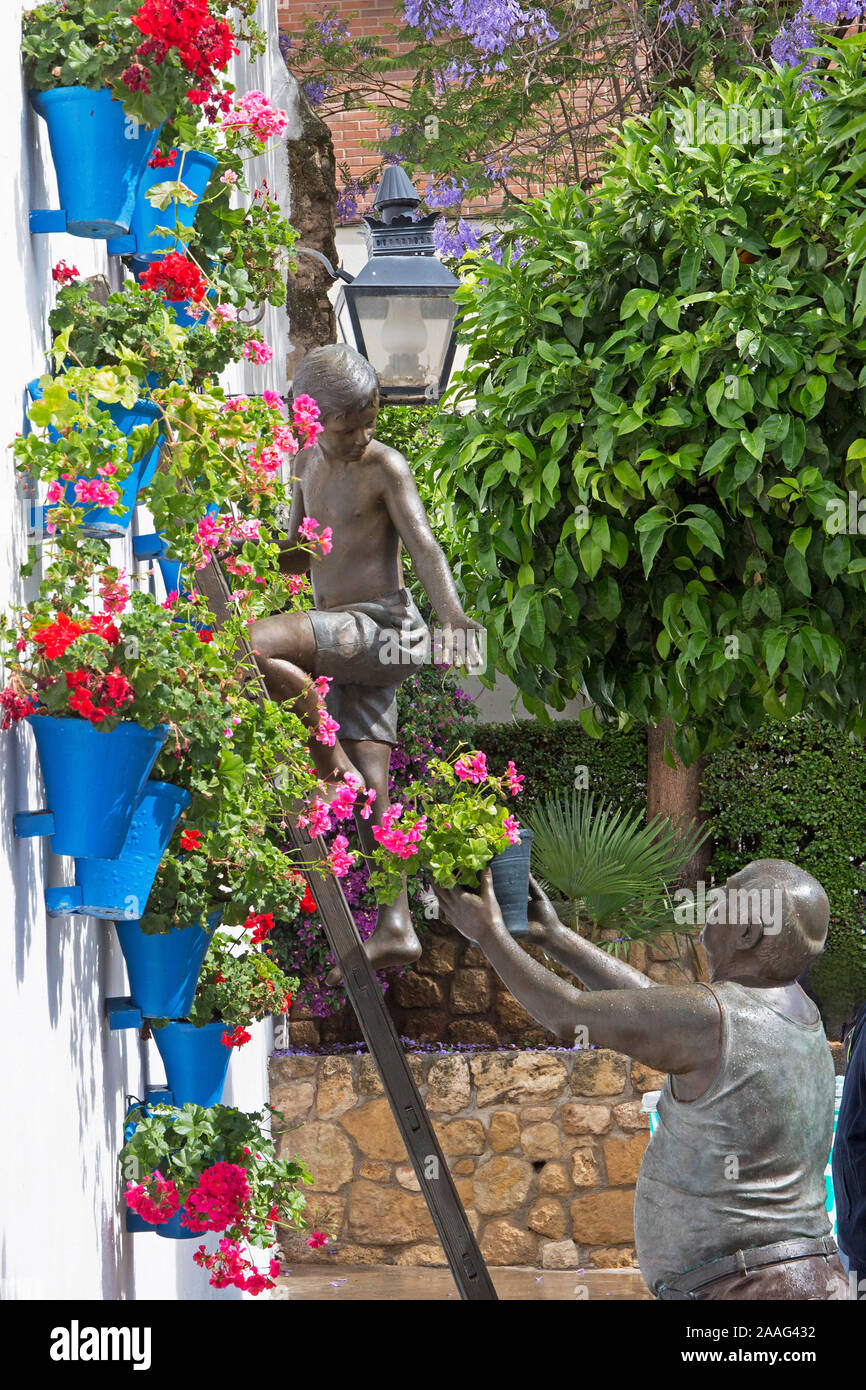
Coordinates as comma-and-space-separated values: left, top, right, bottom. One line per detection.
116, 910, 220, 1020
107, 149, 218, 259
48, 780, 191, 921
23, 716, 167, 859
153, 1020, 231, 1108
158, 556, 184, 598
489, 828, 534, 938
26, 380, 163, 537
124, 1209, 153, 1234
30, 87, 161, 239
154, 1208, 199, 1240
122, 1098, 197, 1237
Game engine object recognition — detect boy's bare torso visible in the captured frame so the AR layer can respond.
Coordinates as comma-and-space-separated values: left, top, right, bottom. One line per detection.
293, 438, 408, 610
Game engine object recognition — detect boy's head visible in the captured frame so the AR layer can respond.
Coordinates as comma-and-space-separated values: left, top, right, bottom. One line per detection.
701, 858, 829, 987
292, 344, 379, 423
293, 345, 380, 463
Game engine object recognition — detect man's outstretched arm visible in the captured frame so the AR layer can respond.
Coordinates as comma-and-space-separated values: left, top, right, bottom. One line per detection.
527, 876, 655, 992
435, 874, 719, 1078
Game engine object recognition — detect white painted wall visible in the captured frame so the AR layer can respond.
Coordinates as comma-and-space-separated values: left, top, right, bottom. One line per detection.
0, 1, 295, 1302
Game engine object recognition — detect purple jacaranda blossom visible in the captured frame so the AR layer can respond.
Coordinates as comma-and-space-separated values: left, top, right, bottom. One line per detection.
423, 176, 468, 210
403, 0, 558, 54
771, 0, 866, 67
434, 216, 482, 258
316, 15, 350, 41
337, 179, 369, 224
658, 0, 698, 24
303, 79, 330, 108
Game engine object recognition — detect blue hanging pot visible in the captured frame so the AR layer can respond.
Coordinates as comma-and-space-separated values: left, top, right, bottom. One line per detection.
154, 1208, 199, 1240
45, 780, 190, 920
157, 556, 183, 598
26, 381, 163, 537
21, 716, 167, 860
122, 1101, 153, 1234
153, 1020, 231, 1108
489, 827, 534, 938
107, 149, 218, 259
122, 1101, 198, 1238
115, 910, 221, 1020
30, 88, 161, 239
64, 397, 163, 536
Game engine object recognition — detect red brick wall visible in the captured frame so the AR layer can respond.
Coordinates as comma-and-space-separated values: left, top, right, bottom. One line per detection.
278, 0, 564, 218
279, 0, 410, 204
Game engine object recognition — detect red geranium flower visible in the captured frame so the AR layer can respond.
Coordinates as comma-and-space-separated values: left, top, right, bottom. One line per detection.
105, 667, 135, 709
88, 613, 120, 645
198, 629, 213, 643
52, 260, 79, 285
0, 689, 37, 729
242, 911, 274, 946
180, 828, 203, 852
148, 148, 178, 169
299, 884, 317, 914
140, 252, 208, 304
221, 1025, 251, 1049
31, 612, 87, 659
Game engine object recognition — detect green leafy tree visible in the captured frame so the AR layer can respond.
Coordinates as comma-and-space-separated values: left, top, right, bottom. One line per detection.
422, 50, 866, 771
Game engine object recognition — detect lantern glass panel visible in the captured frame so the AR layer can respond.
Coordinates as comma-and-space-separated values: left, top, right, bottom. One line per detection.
353, 292, 457, 391
336, 292, 355, 347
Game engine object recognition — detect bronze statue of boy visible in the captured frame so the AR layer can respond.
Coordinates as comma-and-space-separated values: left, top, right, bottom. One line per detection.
436, 858, 848, 1300
251, 344, 481, 971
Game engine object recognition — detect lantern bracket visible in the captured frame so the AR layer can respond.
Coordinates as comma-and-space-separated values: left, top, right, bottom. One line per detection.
296, 246, 354, 284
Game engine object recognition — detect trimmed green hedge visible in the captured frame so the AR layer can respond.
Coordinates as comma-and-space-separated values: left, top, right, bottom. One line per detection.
476, 720, 646, 815
704, 720, 866, 1032
476, 717, 866, 1029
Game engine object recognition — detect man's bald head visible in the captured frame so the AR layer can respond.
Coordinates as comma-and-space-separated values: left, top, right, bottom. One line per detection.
702, 859, 829, 985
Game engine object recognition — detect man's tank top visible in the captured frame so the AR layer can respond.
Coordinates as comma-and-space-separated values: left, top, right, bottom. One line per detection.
634, 980, 835, 1295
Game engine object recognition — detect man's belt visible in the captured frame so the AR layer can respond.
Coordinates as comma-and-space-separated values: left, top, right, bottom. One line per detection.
656, 1236, 838, 1300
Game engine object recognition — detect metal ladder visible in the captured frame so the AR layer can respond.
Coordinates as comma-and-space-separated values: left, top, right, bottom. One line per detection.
197, 559, 497, 1301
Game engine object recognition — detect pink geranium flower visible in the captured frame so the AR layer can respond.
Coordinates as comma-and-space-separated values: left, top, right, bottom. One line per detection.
455, 751, 488, 784
505, 760, 525, 795
327, 834, 357, 877
502, 815, 521, 845
125, 1172, 180, 1226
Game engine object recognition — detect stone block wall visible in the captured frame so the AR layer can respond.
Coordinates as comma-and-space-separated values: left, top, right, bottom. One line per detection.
269, 1047, 665, 1269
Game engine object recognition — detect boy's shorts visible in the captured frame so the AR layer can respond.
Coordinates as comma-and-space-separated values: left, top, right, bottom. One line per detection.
308, 587, 428, 745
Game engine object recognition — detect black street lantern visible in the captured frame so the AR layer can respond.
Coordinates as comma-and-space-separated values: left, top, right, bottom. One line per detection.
300, 166, 460, 404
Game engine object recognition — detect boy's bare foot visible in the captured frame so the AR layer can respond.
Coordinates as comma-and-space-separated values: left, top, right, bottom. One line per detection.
326, 901, 422, 983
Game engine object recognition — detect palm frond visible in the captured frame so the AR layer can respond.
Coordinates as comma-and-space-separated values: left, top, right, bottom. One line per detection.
527, 790, 708, 933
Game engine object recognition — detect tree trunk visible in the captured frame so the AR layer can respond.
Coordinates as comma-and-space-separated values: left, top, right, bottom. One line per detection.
284, 81, 338, 378
646, 717, 711, 888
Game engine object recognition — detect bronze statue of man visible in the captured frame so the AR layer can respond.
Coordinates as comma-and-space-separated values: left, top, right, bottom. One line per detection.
436, 858, 848, 1300
250, 344, 481, 971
